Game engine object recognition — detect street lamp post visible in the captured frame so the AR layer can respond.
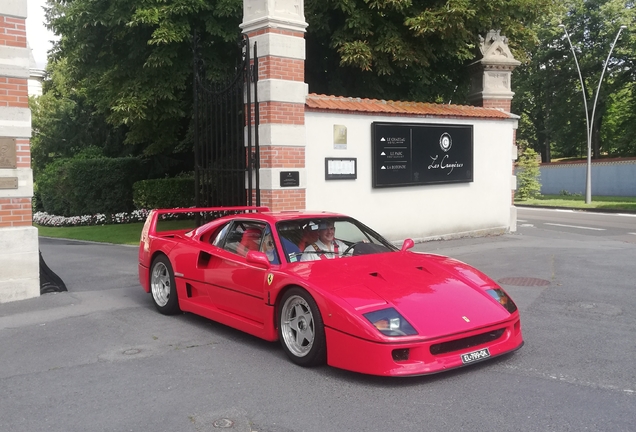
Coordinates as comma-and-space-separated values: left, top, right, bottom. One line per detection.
558, 24, 627, 204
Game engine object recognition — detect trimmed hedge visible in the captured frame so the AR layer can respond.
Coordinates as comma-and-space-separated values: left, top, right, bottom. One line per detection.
38, 157, 144, 216
133, 177, 195, 209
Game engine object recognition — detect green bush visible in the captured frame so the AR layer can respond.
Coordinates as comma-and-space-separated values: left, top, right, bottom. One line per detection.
133, 177, 195, 209
516, 148, 542, 200
37, 158, 73, 216
68, 157, 144, 215
38, 157, 145, 216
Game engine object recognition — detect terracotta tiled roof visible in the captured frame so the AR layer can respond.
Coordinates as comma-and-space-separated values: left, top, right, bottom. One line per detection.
306, 93, 512, 119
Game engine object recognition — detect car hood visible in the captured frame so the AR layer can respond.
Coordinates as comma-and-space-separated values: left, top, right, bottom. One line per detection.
289, 251, 512, 338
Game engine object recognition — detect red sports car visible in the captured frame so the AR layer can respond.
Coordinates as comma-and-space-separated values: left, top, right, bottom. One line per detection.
138, 206, 523, 376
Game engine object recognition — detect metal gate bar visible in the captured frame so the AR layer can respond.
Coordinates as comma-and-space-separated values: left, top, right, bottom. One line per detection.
193, 33, 259, 213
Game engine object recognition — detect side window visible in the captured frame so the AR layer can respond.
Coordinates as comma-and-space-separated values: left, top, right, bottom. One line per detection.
211, 222, 232, 247
221, 221, 266, 257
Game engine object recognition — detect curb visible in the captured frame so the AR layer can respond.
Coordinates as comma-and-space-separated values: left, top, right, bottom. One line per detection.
515, 204, 636, 214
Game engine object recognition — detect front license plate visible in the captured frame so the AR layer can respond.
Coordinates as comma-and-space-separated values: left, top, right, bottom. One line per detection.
461, 348, 491, 364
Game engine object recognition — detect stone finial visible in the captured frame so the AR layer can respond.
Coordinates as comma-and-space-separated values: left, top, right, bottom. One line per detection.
241, 0, 308, 34
477, 30, 521, 68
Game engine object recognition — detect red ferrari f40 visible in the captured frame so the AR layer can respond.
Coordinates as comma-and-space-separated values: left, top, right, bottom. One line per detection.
138, 206, 523, 376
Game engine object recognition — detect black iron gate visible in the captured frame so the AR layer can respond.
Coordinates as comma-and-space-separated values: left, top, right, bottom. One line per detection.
193, 33, 259, 208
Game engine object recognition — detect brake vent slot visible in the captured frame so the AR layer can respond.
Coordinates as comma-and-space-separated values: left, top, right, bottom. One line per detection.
430, 329, 505, 355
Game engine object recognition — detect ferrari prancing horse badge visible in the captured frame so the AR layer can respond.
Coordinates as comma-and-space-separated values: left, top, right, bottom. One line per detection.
267, 273, 274, 285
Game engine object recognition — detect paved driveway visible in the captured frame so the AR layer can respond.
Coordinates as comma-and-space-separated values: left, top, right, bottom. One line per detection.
1, 214, 635, 432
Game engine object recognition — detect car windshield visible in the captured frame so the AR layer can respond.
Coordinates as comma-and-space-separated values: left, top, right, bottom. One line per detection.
276, 217, 398, 263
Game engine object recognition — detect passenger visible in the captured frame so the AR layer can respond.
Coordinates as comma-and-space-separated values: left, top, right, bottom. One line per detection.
261, 232, 280, 264
300, 221, 347, 261
297, 222, 320, 251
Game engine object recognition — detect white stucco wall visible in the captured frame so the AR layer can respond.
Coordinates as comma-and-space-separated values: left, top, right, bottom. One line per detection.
304, 111, 518, 242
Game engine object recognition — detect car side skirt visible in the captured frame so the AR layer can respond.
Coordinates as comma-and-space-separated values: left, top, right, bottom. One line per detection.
178, 297, 278, 342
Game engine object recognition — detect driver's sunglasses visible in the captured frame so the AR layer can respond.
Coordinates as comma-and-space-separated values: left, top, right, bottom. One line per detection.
266, 240, 274, 246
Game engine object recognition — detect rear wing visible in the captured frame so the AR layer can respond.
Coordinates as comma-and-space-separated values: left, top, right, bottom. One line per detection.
140, 206, 269, 248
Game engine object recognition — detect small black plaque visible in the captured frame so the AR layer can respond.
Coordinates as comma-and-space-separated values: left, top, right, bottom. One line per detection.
280, 171, 300, 187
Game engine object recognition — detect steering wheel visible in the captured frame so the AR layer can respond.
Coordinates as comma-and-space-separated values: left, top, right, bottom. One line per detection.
342, 241, 366, 256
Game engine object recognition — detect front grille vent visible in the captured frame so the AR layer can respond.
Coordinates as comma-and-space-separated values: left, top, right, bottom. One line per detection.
430, 329, 505, 355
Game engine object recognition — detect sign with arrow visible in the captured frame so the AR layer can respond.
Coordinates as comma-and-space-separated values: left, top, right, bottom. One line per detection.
371, 122, 473, 188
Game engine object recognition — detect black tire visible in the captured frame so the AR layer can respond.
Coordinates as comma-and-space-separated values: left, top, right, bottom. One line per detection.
278, 287, 327, 367
149, 255, 181, 315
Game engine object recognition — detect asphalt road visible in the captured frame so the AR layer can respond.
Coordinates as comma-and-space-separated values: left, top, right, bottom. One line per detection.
1, 209, 635, 432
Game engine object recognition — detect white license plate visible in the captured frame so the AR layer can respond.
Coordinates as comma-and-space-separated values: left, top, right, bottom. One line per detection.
461, 348, 491, 364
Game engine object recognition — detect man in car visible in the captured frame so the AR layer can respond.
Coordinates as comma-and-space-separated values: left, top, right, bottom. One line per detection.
300, 221, 347, 261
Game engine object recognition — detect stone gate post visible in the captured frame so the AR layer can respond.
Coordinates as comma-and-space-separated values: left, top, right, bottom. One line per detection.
0, 0, 39, 302
469, 30, 521, 232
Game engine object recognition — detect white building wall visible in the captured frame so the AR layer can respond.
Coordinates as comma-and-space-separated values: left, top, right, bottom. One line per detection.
305, 111, 518, 242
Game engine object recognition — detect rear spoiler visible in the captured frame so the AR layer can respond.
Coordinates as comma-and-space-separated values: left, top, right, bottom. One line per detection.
140, 206, 270, 248
150, 206, 269, 218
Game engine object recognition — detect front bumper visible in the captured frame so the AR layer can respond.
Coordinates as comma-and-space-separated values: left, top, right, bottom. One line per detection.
325, 317, 523, 376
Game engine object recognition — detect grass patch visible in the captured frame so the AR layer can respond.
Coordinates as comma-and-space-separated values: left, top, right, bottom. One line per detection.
36, 219, 198, 245
515, 195, 636, 211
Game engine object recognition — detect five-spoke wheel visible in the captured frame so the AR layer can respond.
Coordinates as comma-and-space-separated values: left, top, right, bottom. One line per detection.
150, 255, 180, 315
278, 288, 326, 366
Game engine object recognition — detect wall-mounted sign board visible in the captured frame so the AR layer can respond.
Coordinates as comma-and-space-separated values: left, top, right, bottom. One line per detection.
325, 158, 357, 180
372, 122, 473, 188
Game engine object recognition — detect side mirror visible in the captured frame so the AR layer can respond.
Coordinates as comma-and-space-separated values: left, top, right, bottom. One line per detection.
246, 250, 271, 269
401, 238, 414, 252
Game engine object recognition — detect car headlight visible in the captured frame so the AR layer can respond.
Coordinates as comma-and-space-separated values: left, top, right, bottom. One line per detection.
487, 288, 518, 313
363, 307, 417, 336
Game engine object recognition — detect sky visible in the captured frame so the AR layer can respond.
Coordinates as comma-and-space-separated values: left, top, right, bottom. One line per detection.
26, 0, 58, 69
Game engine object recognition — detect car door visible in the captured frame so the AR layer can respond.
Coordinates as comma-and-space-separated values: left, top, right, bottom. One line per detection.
195, 220, 271, 324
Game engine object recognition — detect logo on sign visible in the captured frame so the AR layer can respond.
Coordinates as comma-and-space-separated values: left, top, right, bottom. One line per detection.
440, 133, 452, 152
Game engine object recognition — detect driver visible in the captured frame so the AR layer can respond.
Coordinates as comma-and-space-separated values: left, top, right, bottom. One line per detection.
300, 221, 347, 261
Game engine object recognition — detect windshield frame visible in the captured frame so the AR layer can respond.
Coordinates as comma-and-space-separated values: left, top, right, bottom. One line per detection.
275, 216, 398, 264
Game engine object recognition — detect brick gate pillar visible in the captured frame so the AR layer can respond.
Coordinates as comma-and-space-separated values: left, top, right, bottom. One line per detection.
0, 1, 39, 302
241, 0, 308, 211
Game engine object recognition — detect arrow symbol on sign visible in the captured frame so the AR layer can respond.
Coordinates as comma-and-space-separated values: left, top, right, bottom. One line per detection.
381, 166, 386, 169
380, 152, 386, 156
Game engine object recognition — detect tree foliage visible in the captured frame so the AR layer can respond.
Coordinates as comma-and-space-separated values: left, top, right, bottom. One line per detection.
512, 0, 636, 161
305, 0, 558, 102
43, 0, 559, 161
46, 0, 244, 155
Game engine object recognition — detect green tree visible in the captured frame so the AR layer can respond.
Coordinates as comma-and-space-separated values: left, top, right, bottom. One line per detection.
46, 0, 244, 155
512, 0, 636, 161
516, 146, 542, 200
306, 0, 558, 102
45, 0, 559, 158
30, 59, 129, 177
